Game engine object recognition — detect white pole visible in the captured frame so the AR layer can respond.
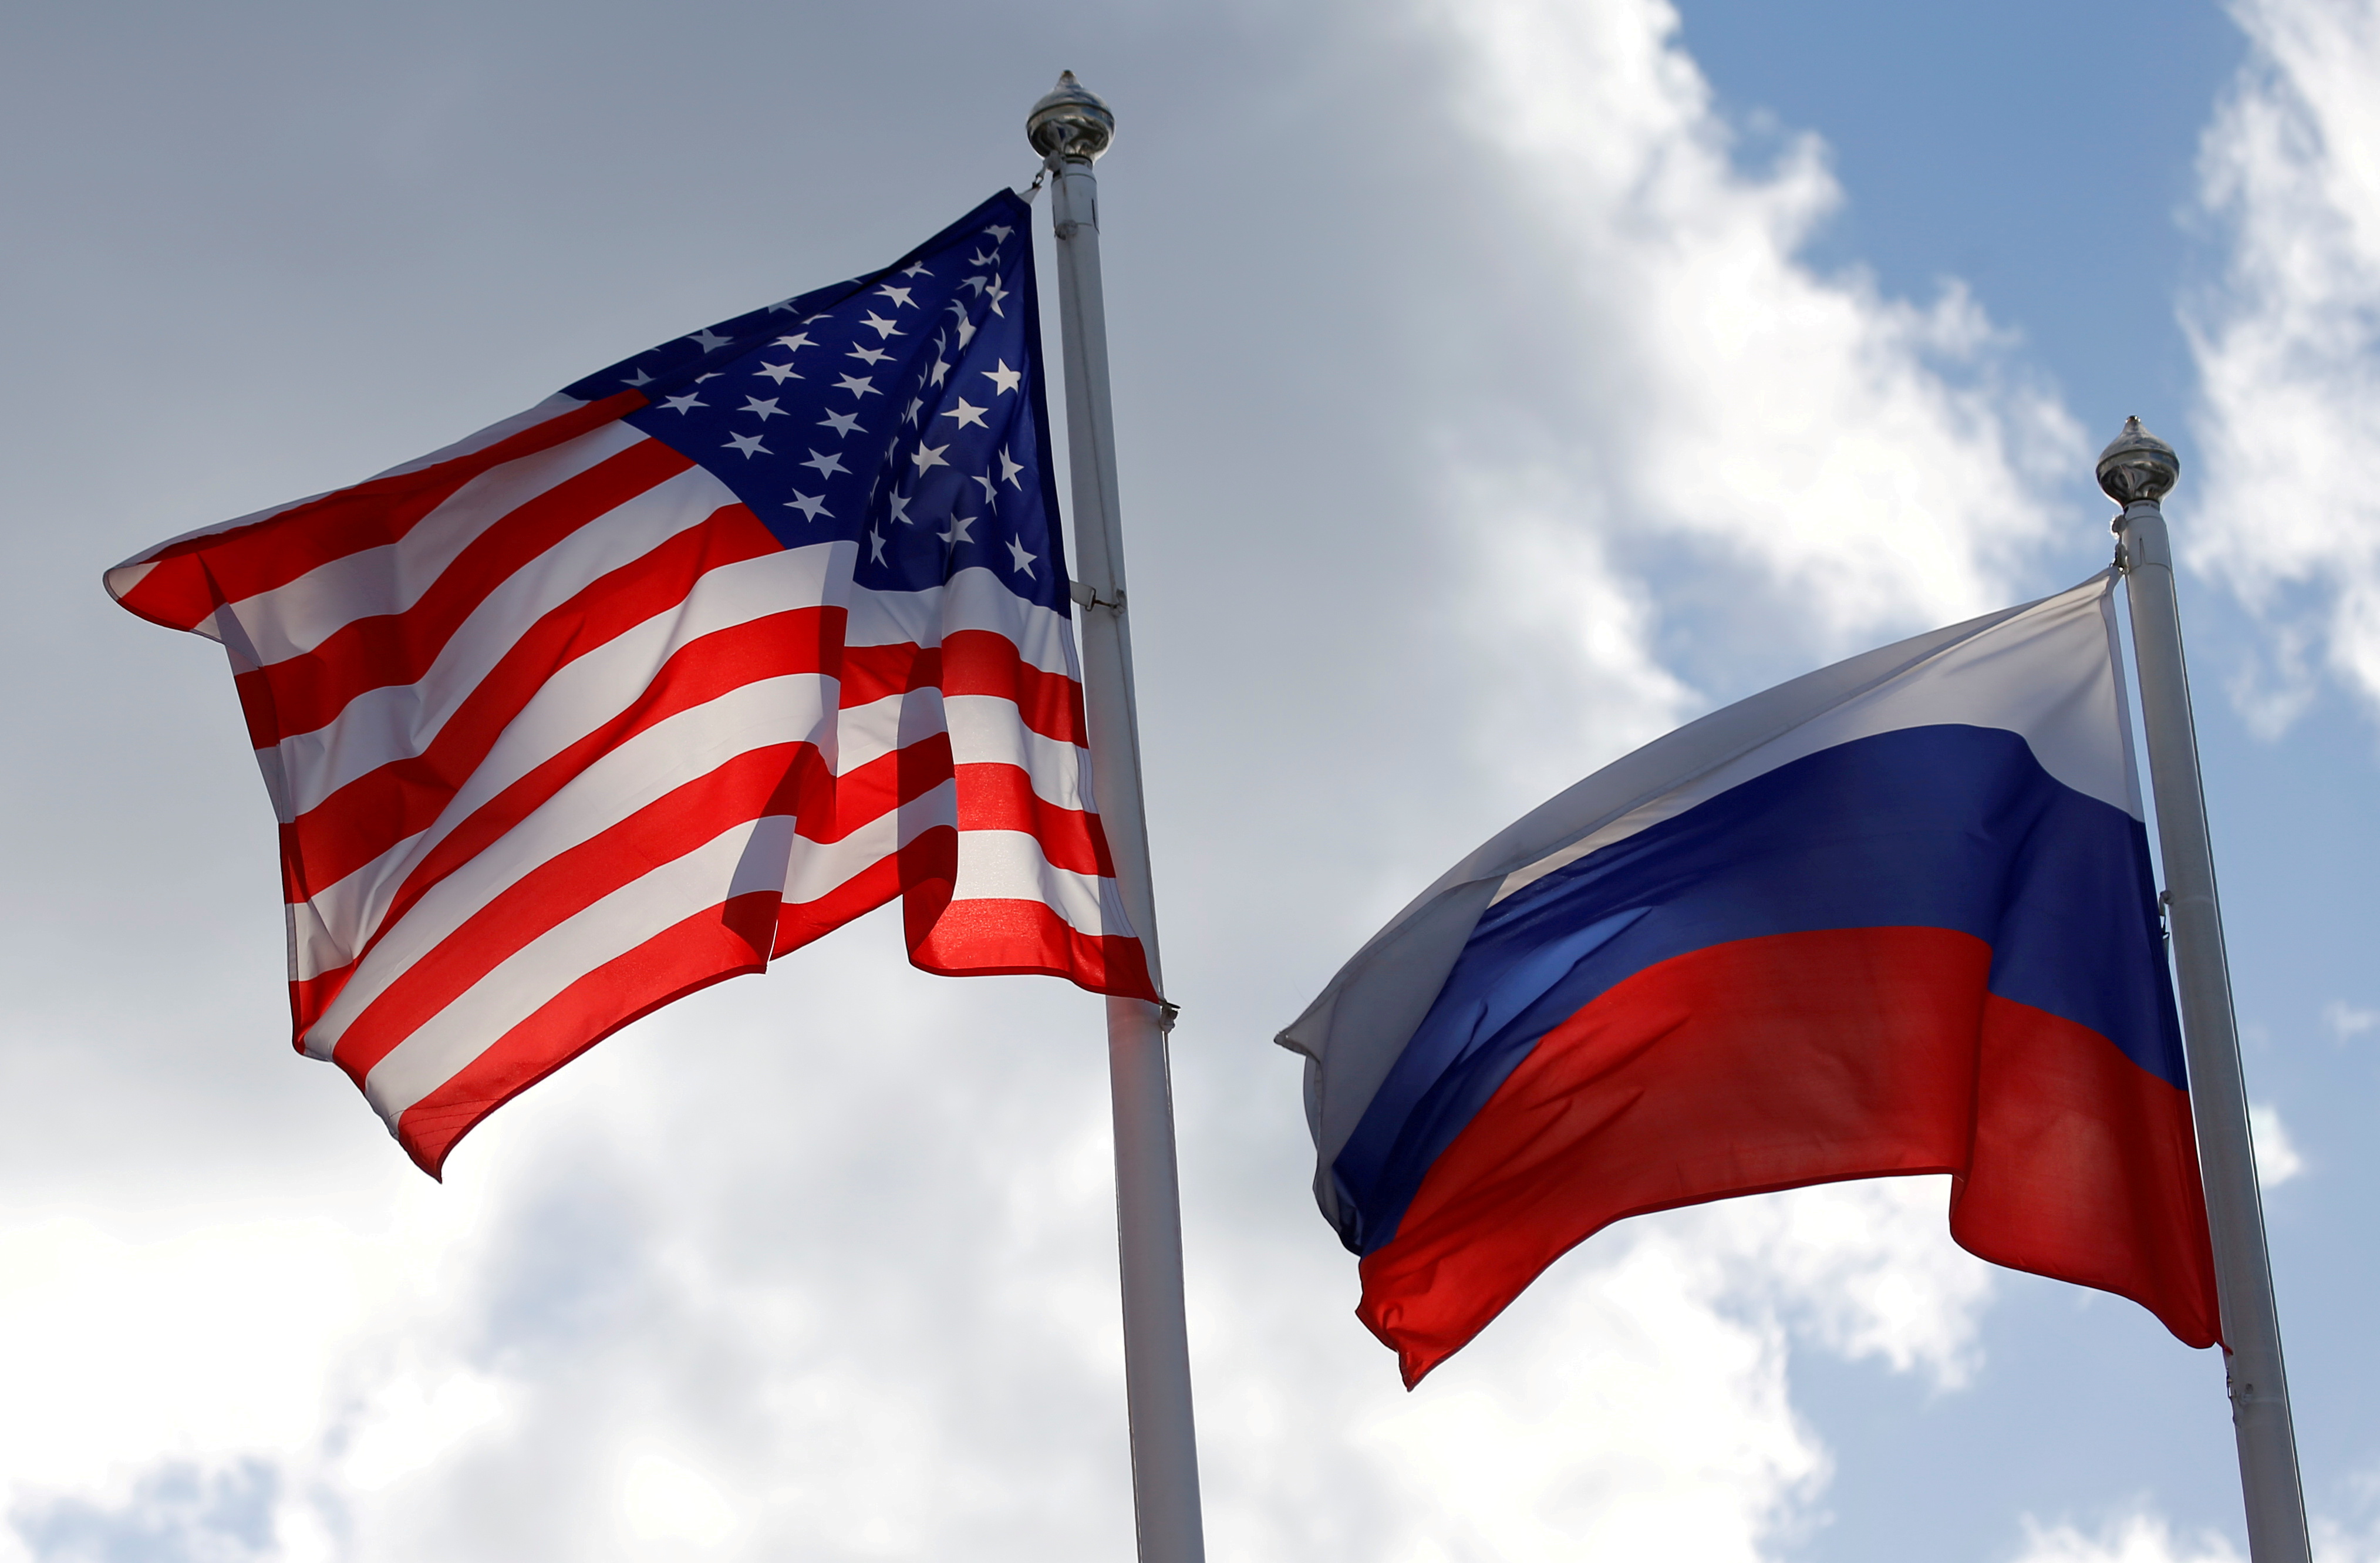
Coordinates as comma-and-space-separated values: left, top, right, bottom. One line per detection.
1026, 73, 1207, 1563
2099, 418, 2310, 1563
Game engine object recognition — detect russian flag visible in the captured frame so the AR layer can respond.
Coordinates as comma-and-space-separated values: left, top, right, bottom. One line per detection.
1279, 574, 2221, 1386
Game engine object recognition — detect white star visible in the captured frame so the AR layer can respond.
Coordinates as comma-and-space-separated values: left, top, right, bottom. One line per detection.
982, 360, 1022, 395
867, 528, 888, 564
834, 374, 879, 399
983, 224, 1014, 242
888, 492, 914, 525
848, 344, 892, 365
875, 285, 915, 309
955, 315, 979, 349
959, 276, 989, 297
687, 327, 733, 353
773, 333, 814, 353
740, 397, 785, 421
983, 276, 1009, 317
754, 362, 802, 383
1005, 537, 1036, 577
694, 372, 719, 382
911, 443, 950, 474
968, 250, 998, 269
940, 398, 989, 430
725, 432, 771, 458
801, 450, 849, 479
928, 358, 952, 388
786, 493, 831, 522
661, 392, 706, 414
997, 447, 1025, 488
622, 366, 653, 387
941, 513, 976, 545
861, 313, 905, 340
971, 472, 997, 502
902, 398, 923, 427
766, 296, 800, 314
819, 409, 864, 437
901, 261, 931, 279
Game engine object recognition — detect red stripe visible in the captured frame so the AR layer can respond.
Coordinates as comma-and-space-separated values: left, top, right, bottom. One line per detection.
774, 831, 952, 957
289, 966, 353, 1050
389, 881, 1157, 1177
392, 890, 783, 1177
838, 641, 938, 708
770, 826, 1152, 999
114, 393, 644, 633
1952, 992, 2220, 1349
235, 437, 695, 747
1356, 927, 2220, 1387
954, 762, 1115, 878
328, 741, 831, 1081
838, 631, 1087, 749
326, 716, 970, 1076
282, 506, 791, 894
943, 628, 1087, 747
910, 897, 1155, 999
290, 602, 844, 909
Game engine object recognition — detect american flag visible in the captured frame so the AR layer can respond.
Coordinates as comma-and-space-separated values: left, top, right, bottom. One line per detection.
106, 190, 1152, 1175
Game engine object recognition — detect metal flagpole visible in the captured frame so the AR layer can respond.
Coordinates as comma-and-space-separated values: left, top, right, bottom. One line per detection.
2099, 418, 2310, 1563
1026, 73, 1207, 1563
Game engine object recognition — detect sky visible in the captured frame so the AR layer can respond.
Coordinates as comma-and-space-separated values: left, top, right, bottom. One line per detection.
3, 1, 2378, 1559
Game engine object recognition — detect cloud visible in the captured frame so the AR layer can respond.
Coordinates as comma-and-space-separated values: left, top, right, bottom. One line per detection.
2187, 0, 2380, 730
1422, 0, 2081, 765
2012, 1513, 2244, 1563
2322, 999, 2379, 1041
2250, 1101, 2308, 1187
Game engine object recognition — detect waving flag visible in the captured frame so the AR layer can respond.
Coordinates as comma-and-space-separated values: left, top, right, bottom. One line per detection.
1279, 575, 2220, 1386
107, 190, 1149, 1175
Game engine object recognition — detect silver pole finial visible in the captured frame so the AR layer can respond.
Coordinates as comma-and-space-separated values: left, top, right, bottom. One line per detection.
2097, 415, 2182, 506
1027, 70, 1116, 162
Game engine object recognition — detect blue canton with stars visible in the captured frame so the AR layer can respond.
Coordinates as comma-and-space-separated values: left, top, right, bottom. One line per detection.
560, 190, 1069, 613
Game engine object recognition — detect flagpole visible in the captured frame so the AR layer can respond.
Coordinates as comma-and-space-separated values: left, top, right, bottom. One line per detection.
2100, 418, 2310, 1563
1027, 73, 1207, 1563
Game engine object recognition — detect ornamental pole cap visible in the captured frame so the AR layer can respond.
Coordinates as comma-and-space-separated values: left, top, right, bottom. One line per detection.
2096, 415, 2180, 506
1027, 71, 1115, 162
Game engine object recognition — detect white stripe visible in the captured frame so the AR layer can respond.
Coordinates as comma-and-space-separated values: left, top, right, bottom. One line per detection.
361, 813, 798, 1124
844, 565, 1080, 677
225, 420, 649, 664
948, 828, 1131, 941
308, 673, 836, 1055
102, 394, 591, 622
781, 778, 956, 905
270, 462, 749, 815
943, 694, 1095, 810
825, 688, 1089, 810
1492, 576, 2135, 902
286, 840, 427, 989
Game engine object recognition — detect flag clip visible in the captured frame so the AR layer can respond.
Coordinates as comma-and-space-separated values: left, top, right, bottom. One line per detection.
1158, 1000, 1181, 1034
1070, 580, 1125, 612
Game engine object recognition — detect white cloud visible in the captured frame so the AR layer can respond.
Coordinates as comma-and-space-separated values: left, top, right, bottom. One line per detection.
2324, 998, 2379, 1041
1425, 0, 2081, 767
2188, 0, 2380, 729
2014, 1512, 2244, 1563
2250, 1101, 2308, 1187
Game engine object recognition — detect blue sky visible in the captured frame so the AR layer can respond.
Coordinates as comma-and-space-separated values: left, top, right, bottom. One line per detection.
3, 2, 2377, 1561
